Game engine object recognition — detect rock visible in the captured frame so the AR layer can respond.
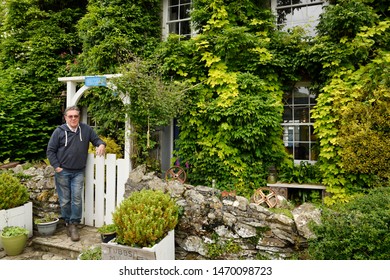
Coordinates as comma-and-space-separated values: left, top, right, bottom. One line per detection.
292, 203, 321, 239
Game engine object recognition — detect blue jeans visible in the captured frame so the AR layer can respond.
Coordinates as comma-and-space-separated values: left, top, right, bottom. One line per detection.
55, 169, 84, 224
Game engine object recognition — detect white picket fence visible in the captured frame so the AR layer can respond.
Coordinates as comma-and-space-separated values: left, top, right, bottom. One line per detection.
83, 153, 130, 227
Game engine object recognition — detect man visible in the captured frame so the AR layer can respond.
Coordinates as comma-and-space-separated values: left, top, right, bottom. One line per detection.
47, 106, 106, 241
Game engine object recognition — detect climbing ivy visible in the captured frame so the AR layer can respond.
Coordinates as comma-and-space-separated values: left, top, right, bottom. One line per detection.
309, 0, 390, 204
157, 0, 290, 196
0, 0, 87, 162
73, 0, 163, 156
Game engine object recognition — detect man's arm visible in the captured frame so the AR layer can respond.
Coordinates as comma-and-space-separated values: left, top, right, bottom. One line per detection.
46, 129, 61, 169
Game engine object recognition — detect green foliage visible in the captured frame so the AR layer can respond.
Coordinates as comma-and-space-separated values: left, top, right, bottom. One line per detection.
159, 0, 289, 194
288, 189, 323, 206
278, 160, 323, 184
316, 0, 378, 40
72, 0, 164, 158
76, 0, 161, 74
112, 189, 179, 248
337, 52, 390, 180
34, 212, 58, 224
309, 0, 390, 197
308, 187, 390, 260
97, 224, 117, 234
79, 246, 102, 260
206, 234, 242, 259
0, 226, 29, 237
111, 56, 187, 168
88, 135, 123, 158
0, 0, 87, 162
0, 172, 30, 210
79, 87, 125, 152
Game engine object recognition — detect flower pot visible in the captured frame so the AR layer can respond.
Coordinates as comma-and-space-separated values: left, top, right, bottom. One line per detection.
36, 218, 59, 236
101, 230, 175, 260
1, 233, 28, 256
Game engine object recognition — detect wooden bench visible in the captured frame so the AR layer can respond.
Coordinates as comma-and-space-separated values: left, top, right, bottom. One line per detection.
267, 182, 326, 202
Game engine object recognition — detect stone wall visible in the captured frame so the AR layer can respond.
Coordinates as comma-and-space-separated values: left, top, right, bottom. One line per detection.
125, 165, 321, 260
11, 164, 321, 260
11, 165, 60, 221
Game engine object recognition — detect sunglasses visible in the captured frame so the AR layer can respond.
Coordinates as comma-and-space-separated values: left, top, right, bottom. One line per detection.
66, 115, 79, 119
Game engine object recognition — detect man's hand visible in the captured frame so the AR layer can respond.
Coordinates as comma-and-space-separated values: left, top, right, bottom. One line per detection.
96, 144, 106, 157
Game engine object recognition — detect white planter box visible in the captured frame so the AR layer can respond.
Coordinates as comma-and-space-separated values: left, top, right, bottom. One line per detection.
101, 230, 175, 260
0, 202, 33, 249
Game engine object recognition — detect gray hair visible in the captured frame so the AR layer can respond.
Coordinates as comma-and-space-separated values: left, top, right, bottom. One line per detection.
64, 106, 80, 116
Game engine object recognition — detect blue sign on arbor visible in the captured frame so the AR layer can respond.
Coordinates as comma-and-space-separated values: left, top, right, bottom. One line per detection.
85, 76, 107, 87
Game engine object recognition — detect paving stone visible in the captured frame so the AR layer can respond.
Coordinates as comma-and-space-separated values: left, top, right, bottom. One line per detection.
0, 225, 101, 260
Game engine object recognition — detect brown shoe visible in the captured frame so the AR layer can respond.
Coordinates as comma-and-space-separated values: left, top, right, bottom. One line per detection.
66, 224, 71, 237
68, 224, 80, 242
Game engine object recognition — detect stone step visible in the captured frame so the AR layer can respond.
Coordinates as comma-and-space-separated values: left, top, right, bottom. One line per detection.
1, 225, 102, 260
33, 225, 102, 259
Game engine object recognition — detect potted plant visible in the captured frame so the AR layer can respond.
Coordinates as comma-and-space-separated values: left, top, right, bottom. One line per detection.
0, 226, 29, 256
97, 223, 117, 243
0, 172, 33, 249
34, 212, 59, 236
102, 189, 179, 260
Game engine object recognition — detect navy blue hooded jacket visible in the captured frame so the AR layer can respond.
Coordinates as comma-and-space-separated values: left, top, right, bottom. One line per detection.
46, 123, 106, 171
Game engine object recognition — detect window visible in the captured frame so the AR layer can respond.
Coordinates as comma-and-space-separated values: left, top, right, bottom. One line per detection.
282, 84, 318, 162
162, 0, 192, 40
272, 0, 325, 35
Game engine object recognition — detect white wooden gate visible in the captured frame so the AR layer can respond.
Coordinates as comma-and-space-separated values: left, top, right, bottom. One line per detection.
83, 153, 129, 227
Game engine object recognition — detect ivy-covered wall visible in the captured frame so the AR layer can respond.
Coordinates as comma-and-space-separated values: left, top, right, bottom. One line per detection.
1, 0, 389, 203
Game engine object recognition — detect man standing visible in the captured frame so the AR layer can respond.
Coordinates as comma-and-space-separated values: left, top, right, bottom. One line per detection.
47, 106, 106, 241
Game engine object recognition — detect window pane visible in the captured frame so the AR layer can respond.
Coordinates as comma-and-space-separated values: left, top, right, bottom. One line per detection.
169, 0, 179, 5
180, 4, 191, 19
307, 4, 323, 25
283, 106, 293, 122
169, 6, 178, 21
295, 143, 309, 160
294, 87, 309, 104
294, 106, 310, 123
283, 126, 294, 141
181, 0, 191, 4
297, 125, 310, 141
292, 6, 307, 25
180, 21, 191, 36
168, 22, 179, 34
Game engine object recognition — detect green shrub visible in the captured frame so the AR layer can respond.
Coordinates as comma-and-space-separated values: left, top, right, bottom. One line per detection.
112, 189, 179, 248
0, 172, 30, 210
307, 187, 390, 259
88, 136, 123, 158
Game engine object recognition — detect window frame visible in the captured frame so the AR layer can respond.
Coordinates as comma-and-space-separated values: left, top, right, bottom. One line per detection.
281, 82, 318, 163
271, 0, 326, 36
162, 0, 193, 40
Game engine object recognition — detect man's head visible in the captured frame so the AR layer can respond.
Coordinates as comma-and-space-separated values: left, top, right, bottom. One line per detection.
64, 106, 80, 129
